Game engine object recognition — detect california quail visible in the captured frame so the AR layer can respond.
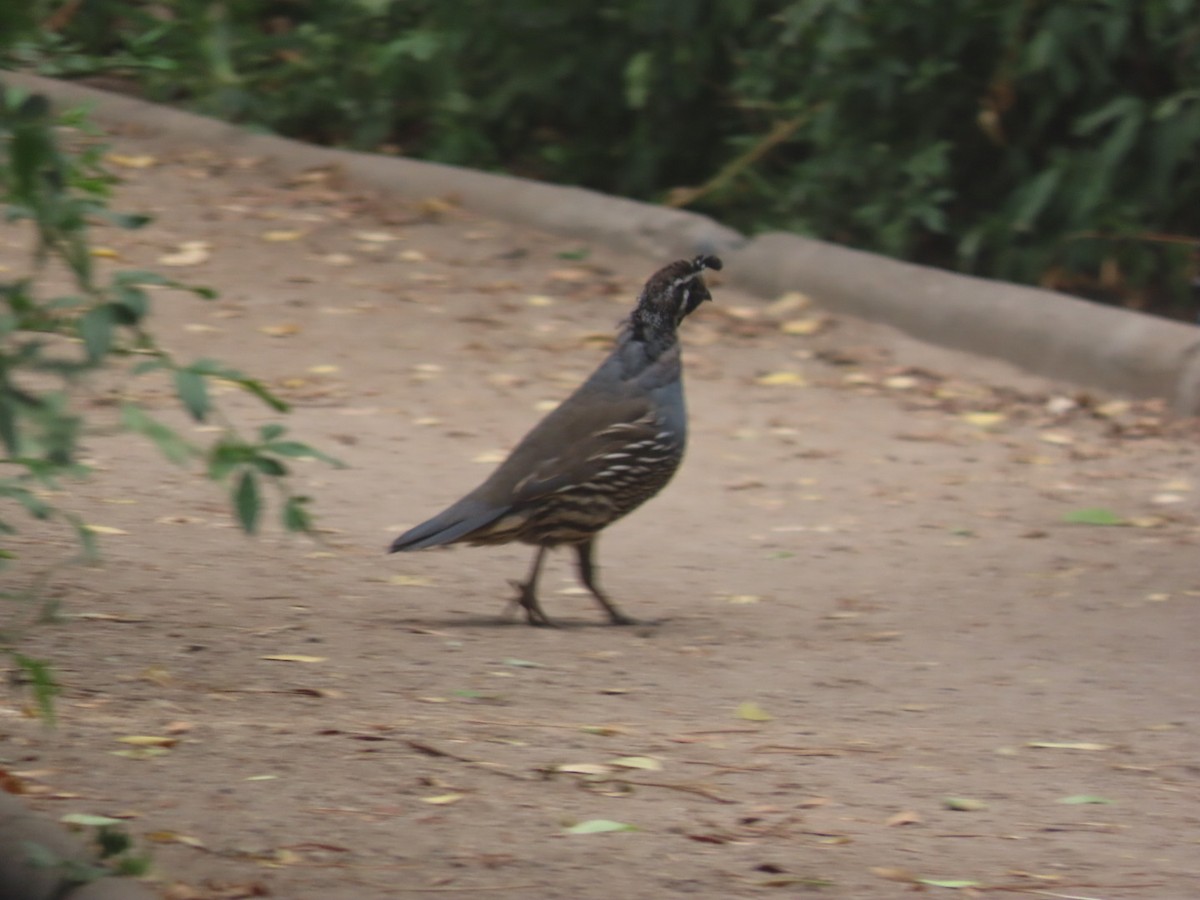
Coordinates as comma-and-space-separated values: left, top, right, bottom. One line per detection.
389, 254, 722, 626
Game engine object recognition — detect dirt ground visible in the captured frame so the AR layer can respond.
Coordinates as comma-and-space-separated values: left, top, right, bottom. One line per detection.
3, 124, 1200, 900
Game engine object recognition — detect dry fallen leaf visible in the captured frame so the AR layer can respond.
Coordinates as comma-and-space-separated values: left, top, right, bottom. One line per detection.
145, 831, 207, 848
388, 574, 435, 587
158, 241, 211, 267
943, 796, 988, 811
779, 317, 826, 336
83, 524, 129, 535
1039, 431, 1075, 445
766, 291, 811, 316
961, 411, 1006, 428
558, 763, 613, 776
608, 756, 663, 771
735, 701, 774, 722
106, 153, 158, 169
90, 247, 121, 259
261, 229, 305, 242
260, 654, 327, 664
116, 736, 178, 748
259, 323, 302, 337
871, 867, 919, 883
420, 793, 466, 805
755, 371, 808, 387
886, 810, 922, 826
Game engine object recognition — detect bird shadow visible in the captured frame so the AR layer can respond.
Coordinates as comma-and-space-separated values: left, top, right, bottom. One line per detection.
382, 613, 668, 631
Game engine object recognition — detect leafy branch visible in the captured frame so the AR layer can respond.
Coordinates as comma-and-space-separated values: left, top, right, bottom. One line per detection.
1, 85, 342, 710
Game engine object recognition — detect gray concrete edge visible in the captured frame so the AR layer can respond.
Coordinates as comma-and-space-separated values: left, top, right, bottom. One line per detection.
5, 71, 1199, 413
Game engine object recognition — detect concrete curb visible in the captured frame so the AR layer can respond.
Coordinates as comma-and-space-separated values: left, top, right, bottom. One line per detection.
0, 792, 157, 900
4, 71, 1199, 412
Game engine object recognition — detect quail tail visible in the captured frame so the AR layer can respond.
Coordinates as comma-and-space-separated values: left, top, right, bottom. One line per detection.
388, 498, 505, 553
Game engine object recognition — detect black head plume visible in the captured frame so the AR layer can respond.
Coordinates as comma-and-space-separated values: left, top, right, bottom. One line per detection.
630, 254, 723, 340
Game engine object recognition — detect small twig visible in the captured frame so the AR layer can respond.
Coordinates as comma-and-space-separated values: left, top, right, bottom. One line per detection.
986, 882, 1164, 897
613, 778, 734, 804
664, 114, 806, 209
361, 882, 539, 893
465, 717, 605, 731
678, 759, 768, 773
756, 744, 883, 755
403, 739, 531, 781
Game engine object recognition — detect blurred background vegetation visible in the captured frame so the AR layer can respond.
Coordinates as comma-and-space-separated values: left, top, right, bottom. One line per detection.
4, 0, 1199, 320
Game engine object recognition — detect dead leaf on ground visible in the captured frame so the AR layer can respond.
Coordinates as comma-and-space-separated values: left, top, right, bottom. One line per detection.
608, 756, 663, 771
871, 867, 919, 883
961, 411, 1006, 428
755, 371, 808, 387
259, 323, 302, 337
146, 831, 207, 848
1026, 741, 1111, 751
421, 793, 466, 805
943, 797, 987, 811
116, 736, 178, 748
558, 763, 613, 776
159, 241, 211, 267
260, 654, 327, 663
388, 574, 435, 587
106, 153, 158, 169
735, 701, 773, 722
780, 317, 827, 336
83, 524, 129, 535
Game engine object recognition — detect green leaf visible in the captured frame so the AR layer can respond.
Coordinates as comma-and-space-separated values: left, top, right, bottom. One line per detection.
131, 358, 167, 376
111, 284, 150, 322
266, 440, 345, 468
12, 653, 59, 724
65, 513, 99, 562
251, 455, 287, 477
282, 495, 312, 532
1011, 167, 1061, 231
120, 403, 197, 465
236, 377, 289, 412
78, 305, 115, 360
565, 819, 638, 835
173, 368, 209, 422
1062, 507, 1125, 526
259, 423, 286, 442
234, 469, 260, 534
624, 51, 653, 110
0, 396, 18, 455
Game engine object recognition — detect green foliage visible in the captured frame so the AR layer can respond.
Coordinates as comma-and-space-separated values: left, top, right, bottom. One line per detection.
6, 1, 1200, 315
26, 818, 152, 886
1, 85, 342, 706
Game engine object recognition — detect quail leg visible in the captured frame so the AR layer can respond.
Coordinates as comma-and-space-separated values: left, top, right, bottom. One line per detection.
508, 545, 555, 627
574, 539, 636, 625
